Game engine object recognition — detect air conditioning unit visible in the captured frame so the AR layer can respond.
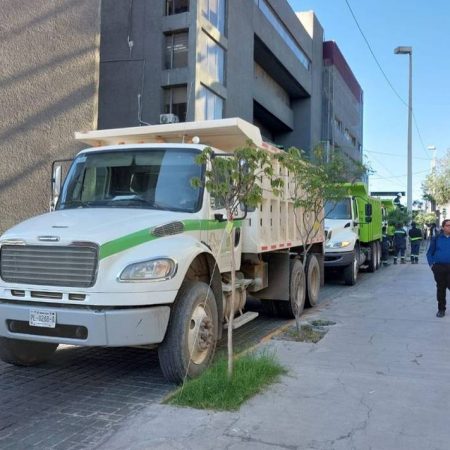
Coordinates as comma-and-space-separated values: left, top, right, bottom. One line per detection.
160, 113, 179, 124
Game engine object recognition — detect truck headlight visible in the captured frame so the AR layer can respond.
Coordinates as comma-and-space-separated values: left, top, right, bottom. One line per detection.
326, 240, 352, 249
119, 258, 177, 281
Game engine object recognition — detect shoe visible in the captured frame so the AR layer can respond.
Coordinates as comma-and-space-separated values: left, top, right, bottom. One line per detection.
436, 310, 445, 318
393, 260, 397, 265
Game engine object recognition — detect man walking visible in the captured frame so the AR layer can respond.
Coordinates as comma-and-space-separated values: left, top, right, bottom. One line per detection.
427, 219, 450, 318
408, 221, 422, 264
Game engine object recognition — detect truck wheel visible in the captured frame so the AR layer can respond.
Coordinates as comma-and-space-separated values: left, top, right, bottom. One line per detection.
305, 254, 321, 307
0, 337, 58, 366
343, 250, 358, 286
158, 281, 218, 384
368, 242, 377, 272
277, 259, 306, 318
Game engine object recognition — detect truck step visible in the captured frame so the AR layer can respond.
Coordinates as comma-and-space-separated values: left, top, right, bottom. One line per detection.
224, 311, 259, 330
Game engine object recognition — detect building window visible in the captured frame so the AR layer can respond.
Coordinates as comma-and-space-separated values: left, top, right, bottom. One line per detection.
198, 85, 223, 120
164, 31, 188, 69
201, 34, 225, 84
163, 85, 187, 122
165, 0, 189, 15
201, 0, 226, 34
334, 116, 343, 131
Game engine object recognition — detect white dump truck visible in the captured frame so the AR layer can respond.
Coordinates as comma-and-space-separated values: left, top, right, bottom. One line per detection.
0, 118, 324, 382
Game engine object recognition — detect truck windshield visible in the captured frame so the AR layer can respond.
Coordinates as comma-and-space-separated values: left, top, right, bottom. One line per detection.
325, 199, 352, 220
58, 148, 203, 212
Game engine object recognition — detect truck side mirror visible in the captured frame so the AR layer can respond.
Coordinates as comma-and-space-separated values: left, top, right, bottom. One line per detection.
50, 165, 62, 211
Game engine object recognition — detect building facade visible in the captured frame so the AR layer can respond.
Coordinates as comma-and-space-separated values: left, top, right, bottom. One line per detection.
98, 0, 324, 152
0, 0, 100, 233
321, 41, 364, 164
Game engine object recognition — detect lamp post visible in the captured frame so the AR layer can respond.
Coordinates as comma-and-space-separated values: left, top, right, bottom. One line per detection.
394, 46, 413, 215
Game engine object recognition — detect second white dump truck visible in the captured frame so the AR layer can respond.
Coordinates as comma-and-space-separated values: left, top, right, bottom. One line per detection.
0, 118, 324, 382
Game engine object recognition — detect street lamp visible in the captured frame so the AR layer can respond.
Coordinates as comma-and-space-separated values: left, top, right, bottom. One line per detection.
394, 46, 413, 215
426, 145, 437, 213
427, 145, 436, 172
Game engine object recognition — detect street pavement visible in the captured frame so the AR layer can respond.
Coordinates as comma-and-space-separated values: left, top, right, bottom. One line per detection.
98, 254, 450, 450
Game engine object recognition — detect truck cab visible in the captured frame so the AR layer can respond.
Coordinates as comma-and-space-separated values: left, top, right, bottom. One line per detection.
324, 183, 382, 286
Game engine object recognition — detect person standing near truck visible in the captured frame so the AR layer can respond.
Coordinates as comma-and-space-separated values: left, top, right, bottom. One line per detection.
393, 223, 407, 264
427, 219, 450, 318
408, 222, 422, 264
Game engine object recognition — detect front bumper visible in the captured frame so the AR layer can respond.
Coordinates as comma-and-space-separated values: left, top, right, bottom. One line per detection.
324, 250, 354, 268
0, 301, 170, 346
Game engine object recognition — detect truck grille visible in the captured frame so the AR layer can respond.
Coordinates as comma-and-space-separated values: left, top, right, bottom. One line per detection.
0, 244, 98, 288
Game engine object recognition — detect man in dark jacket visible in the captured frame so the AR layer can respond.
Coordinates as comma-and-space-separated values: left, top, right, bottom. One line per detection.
408, 222, 422, 264
393, 223, 407, 264
427, 219, 450, 318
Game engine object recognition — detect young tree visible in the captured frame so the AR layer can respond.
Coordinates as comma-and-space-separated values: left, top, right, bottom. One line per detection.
276, 145, 367, 332
387, 207, 411, 228
422, 149, 450, 207
193, 143, 282, 379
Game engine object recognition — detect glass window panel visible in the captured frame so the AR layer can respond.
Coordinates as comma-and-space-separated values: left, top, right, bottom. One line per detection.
202, 34, 224, 84
164, 32, 188, 69
163, 85, 187, 121
199, 85, 223, 120
165, 0, 189, 15
201, 0, 226, 34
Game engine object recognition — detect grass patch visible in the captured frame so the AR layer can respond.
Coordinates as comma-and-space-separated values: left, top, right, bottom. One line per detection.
309, 319, 336, 327
165, 352, 286, 411
275, 323, 327, 343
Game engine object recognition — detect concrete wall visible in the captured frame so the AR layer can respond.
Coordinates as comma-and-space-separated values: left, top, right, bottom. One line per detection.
0, 0, 100, 233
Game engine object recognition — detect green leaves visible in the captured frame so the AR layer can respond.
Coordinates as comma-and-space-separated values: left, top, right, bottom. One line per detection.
194, 142, 283, 219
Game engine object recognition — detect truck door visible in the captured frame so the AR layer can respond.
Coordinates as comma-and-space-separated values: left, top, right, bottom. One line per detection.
206, 194, 243, 273
352, 197, 360, 236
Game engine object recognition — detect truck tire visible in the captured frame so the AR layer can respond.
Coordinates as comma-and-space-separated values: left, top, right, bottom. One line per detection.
305, 254, 321, 307
276, 259, 306, 318
0, 337, 58, 366
343, 250, 358, 286
158, 281, 218, 384
368, 242, 377, 272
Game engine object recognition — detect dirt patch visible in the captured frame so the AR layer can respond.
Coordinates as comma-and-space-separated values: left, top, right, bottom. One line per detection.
274, 319, 336, 343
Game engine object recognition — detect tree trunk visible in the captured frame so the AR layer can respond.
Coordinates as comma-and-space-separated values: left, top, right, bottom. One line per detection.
227, 227, 236, 380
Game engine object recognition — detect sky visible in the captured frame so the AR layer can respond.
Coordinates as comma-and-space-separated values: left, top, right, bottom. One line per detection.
288, 0, 450, 205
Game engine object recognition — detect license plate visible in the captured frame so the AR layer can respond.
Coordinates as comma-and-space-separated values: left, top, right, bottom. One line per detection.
29, 310, 56, 328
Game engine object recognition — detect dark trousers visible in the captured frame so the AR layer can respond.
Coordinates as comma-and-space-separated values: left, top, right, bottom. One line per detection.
432, 264, 450, 311
411, 242, 420, 258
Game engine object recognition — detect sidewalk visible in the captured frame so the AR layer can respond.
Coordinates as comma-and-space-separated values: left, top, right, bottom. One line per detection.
99, 258, 450, 450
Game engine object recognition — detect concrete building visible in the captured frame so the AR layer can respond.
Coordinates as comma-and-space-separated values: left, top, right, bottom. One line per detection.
98, 0, 324, 151
321, 41, 364, 163
0, 0, 100, 233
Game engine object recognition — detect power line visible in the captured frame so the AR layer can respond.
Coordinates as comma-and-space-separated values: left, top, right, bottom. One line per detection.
364, 149, 431, 161
343, 0, 432, 161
